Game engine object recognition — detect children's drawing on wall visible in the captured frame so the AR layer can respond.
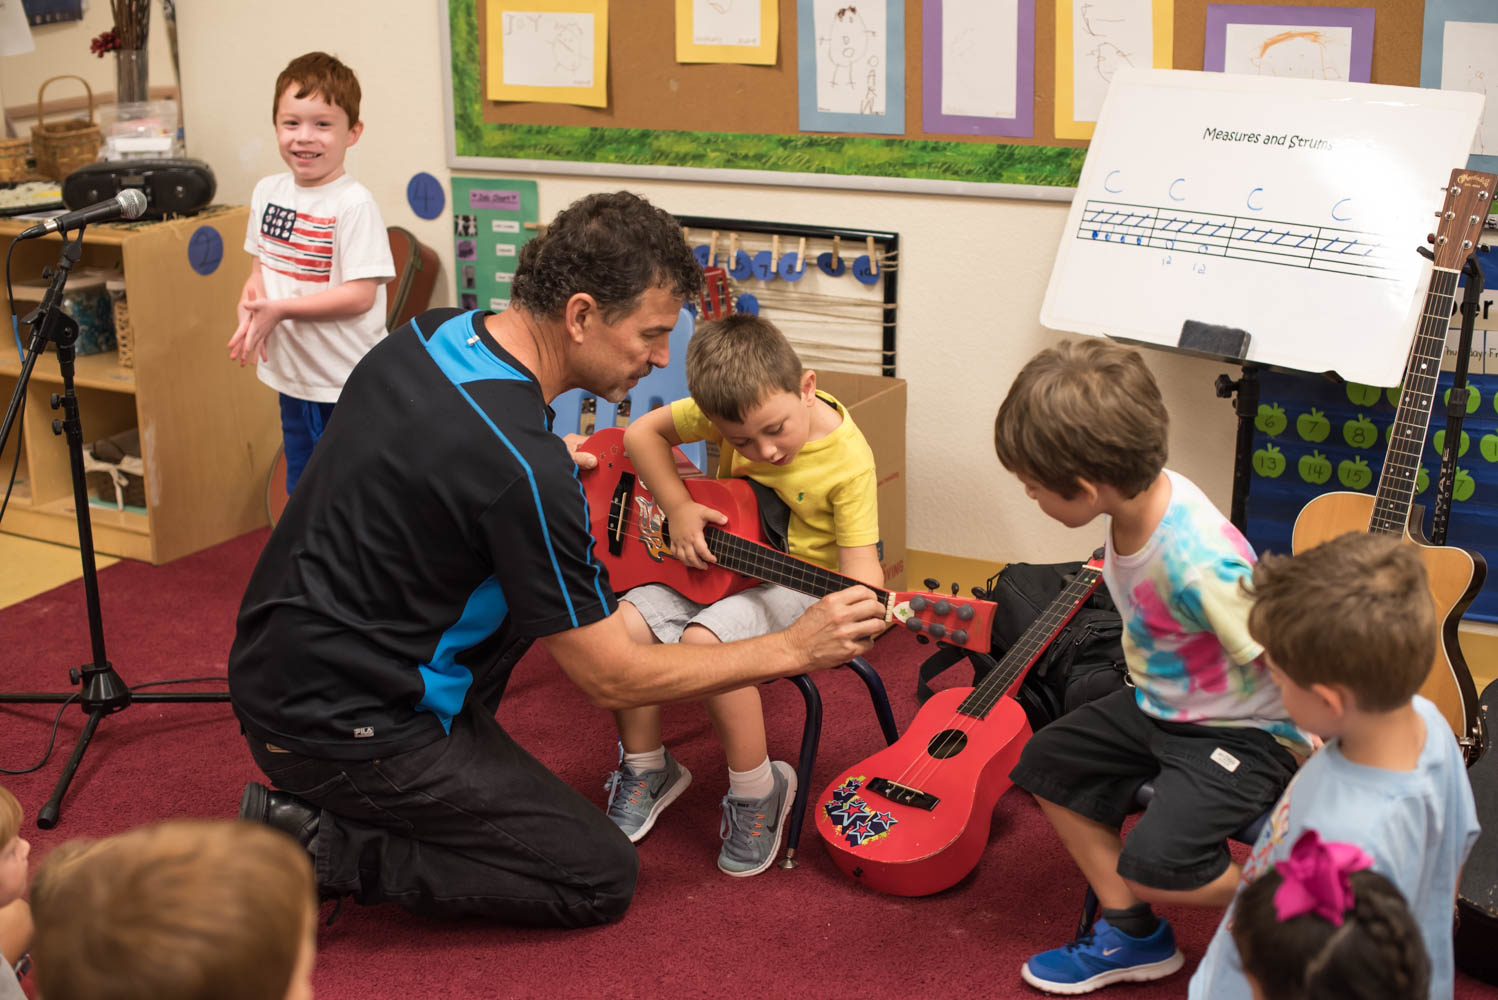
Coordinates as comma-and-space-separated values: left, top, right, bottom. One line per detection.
1224, 26, 1349, 79
1204, 6, 1373, 83
796, 0, 903, 133
692, 0, 762, 47
1071, 0, 1151, 123
500, 10, 596, 88
940, 0, 1019, 120
815, 1, 885, 116
1440, 21, 1498, 156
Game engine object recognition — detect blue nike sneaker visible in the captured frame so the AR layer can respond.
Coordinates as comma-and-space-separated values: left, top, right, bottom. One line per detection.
1020, 918, 1184, 994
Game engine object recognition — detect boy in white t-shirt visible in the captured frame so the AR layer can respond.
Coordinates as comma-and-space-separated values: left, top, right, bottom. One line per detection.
228, 51, 395, 493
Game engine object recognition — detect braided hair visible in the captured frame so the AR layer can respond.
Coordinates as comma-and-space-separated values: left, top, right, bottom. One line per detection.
1232, 867, 1430, 1000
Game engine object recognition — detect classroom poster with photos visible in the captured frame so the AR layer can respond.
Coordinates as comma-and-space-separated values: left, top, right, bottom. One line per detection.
450, 177, 539, 314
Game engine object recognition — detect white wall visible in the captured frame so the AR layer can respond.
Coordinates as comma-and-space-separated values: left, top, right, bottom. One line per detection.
174, 1, 1239, 566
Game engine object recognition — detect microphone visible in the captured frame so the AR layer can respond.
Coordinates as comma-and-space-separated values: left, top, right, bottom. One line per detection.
18, 189, 149, 239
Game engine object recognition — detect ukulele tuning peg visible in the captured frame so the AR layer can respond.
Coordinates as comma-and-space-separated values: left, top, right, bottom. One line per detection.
923, 577, 941, 591
971, 586, 986, 599
950, 582, 959, 595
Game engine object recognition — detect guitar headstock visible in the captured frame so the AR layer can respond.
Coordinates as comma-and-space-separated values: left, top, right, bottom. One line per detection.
1431, 169, 1498, 270
891, 590, 996, 654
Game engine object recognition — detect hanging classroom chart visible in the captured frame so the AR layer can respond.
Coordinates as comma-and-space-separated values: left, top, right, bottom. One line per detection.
1040, 68, 1483, 387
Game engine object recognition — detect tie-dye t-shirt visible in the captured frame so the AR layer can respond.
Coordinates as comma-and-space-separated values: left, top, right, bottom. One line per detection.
1104, 470, 1308, 752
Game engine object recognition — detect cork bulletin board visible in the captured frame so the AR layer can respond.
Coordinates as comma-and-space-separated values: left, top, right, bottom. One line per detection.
439, 0, 1429, 197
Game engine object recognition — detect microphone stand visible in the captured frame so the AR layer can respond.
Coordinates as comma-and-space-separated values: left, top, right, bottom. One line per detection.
0, 226, 228, 830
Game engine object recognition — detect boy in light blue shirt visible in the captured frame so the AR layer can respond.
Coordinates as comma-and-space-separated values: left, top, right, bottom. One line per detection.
1190, 532, 1479, 999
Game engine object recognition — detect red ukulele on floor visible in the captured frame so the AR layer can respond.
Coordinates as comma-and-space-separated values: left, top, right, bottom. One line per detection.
577, 427, 996, 651
815, 556, 1105, 896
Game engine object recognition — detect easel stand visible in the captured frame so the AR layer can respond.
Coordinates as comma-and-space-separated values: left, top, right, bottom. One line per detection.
1214, 363, 1262, 533
0, 228, 227, 830
1431, 251, 1486, 545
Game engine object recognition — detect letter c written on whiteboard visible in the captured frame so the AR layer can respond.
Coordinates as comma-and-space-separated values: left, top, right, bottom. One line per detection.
1247, 187, 1264, 211
1331, 198, 1352, 222
1169, 178, 1186, 201
1105, 170, 1123, 193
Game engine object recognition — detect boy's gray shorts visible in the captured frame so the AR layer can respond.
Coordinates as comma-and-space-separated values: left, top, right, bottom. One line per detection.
622, 582, 818, 644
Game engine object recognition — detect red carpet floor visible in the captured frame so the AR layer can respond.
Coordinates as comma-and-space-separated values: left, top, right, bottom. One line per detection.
0, 530, 1490, 999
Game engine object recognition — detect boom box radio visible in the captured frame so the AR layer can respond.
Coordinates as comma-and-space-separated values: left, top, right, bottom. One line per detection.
62, 158, 216, 220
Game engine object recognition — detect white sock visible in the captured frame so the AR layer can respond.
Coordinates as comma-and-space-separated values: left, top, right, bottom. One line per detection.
728, 757, 775, 799
621, 745, 666, 774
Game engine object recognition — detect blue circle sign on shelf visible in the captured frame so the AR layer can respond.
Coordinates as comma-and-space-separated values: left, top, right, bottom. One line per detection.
406, 172, 445, 220
188, 226, 223, 276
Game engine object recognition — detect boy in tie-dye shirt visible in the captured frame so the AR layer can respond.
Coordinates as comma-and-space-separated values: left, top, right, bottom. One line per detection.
992, 339, 1308, 996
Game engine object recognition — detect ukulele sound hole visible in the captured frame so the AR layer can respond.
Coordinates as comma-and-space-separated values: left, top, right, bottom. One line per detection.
926, 729, 968, 759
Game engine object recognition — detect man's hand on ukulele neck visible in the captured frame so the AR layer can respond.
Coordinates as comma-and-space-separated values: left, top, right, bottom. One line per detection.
783, 586, 889, 671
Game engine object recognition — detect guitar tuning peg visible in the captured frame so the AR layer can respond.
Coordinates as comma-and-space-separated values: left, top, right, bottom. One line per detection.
971, 586, 986, 599
923, 578, 941, 591
950, 582, 959, 595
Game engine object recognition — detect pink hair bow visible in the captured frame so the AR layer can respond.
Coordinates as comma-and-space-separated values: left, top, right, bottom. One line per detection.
1273, 829, 1373, 926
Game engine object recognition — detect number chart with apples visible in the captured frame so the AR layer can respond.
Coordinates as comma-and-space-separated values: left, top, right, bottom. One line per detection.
1246, 370, 1498, 622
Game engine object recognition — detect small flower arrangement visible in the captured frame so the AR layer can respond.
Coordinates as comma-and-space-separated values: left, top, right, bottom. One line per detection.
89, 30, 121, 57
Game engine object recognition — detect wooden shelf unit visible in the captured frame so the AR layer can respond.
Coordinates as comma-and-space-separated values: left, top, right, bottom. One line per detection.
0, 208, 279, 564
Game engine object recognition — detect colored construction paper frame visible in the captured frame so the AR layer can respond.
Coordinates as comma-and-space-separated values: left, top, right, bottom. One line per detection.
675, 0, 777, 64
1204, 5, 1373, 82
922, 0, 1034, 138
796, 0, 906, 136
1421, 0, 1498, 174
1054, 0, 1173, 140
485, 0, 608, 108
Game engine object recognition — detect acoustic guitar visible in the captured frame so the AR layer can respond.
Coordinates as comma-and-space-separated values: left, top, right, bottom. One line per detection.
577, 427, 996, 651
1292, 168, 1491, 761
814, 557, 1104, 896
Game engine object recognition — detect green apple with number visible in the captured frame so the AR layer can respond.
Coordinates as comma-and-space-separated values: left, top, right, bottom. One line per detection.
1253, 444, 1286, 478
1296, 408, 1330, 442
1338, 456, 1373, 490
1416, 467, 1430, 495
1444, 386, 1481, 415
1481, 433, 1498, 463
1298, 450, 1332, 485
1454, 468, 1476, 502
1255, 403, 1288, 436
1342, 414, 1377, 449
1433, 429, 1470, 458
1386, 385, 1402, 406
1346, 383, 1382, 406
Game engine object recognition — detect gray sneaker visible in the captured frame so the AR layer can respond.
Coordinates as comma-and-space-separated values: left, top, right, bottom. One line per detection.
603, 752, 691, 843
717, 760, 797, 877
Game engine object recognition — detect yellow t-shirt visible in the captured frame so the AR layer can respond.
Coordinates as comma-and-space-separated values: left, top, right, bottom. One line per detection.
669, 390, 880, 572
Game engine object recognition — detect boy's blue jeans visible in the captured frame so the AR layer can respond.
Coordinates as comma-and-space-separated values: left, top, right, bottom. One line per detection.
279, 394, 337, 494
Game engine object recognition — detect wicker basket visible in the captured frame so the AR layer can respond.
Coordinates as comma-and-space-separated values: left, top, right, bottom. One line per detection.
0, 136, 29, 183
112, 295, 133, 368
31, 75, 100, 181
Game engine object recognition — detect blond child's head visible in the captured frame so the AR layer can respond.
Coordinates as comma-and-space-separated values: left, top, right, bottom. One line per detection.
1246, 533, 1434, 728
30, 819, 317, 1000
272, 52, 364, 187
993, 339, 1169, 504
686, 314, 821, 466
0, 786, 28, 907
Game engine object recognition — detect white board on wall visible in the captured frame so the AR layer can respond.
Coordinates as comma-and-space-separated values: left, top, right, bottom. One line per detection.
1040, 68, 1484, 387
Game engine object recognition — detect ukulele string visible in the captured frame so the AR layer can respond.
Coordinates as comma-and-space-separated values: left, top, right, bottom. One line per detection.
891, 572, 1101, 792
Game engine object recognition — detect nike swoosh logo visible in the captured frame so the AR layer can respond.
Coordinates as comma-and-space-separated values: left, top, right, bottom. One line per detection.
1102, 948, 1122, 956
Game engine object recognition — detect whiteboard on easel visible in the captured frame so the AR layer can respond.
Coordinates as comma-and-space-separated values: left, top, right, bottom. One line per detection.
1040, 68, 1484, 387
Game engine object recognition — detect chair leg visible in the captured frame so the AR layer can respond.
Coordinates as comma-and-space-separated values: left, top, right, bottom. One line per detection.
844, 655, 900, 745
1077, 887, 1101, 941
777, 673, 822, 870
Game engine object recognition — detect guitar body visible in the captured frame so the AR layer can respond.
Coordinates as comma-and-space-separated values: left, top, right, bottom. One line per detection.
580, 430, 764, 604
1292, 491, 1486, 747
816, 687, 1032, 896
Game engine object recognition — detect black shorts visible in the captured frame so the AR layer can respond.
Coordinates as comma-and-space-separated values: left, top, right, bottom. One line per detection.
1009, 688, 1298, 891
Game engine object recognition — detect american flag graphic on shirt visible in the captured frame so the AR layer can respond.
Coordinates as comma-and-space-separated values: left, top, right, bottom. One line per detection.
259, 202, 334, 283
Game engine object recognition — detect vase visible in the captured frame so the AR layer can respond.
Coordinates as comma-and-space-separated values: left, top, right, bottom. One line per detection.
115, 49, 148, 104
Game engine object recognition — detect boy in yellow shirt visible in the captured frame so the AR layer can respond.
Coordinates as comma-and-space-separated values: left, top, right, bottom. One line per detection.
605, 314, 884, 876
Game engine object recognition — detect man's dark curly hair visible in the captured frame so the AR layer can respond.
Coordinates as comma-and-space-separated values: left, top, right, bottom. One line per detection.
510, 191, 704, 322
